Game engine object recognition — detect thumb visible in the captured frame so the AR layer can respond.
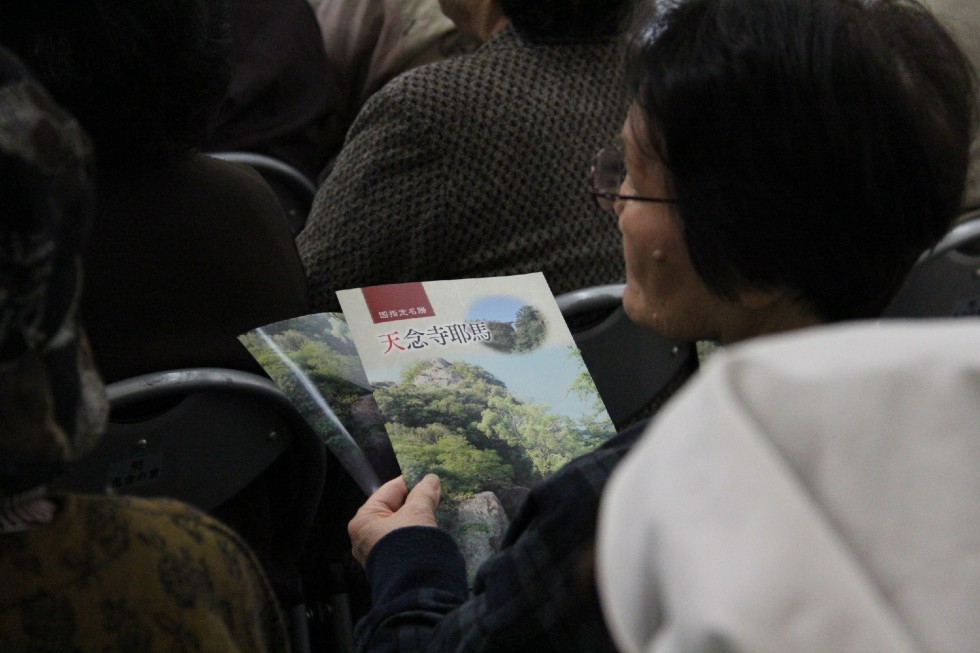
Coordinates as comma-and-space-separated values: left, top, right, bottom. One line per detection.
404, 473, 442, 519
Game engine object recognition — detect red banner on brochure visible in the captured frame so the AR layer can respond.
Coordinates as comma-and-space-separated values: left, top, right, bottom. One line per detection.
361, 282, 436, 324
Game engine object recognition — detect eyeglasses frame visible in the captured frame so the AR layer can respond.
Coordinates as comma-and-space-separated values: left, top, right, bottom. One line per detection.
588, 145, 684, 213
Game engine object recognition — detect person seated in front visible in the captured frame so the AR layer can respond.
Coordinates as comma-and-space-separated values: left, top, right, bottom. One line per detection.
343, 0, 977, 650
313, 0, 481, 168
598, 320, 980, 653
298, 0, 640, 312
0, 47, 289, 652
203, 0, 341, 181
0, 0, 310, 383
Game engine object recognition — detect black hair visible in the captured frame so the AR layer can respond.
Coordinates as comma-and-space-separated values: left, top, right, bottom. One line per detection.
627, 0, 977, 321
0, 0, 230, 168
501, 0, 637, 42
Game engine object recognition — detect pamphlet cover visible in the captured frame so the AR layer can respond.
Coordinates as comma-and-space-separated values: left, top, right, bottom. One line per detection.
241, 273, 616, 577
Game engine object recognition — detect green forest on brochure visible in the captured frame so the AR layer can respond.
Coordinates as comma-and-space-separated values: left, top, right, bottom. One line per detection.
241, 312, 612, 514
240, 314, 391, 471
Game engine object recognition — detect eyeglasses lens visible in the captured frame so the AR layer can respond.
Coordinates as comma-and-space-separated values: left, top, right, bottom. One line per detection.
591, 147, 626, 212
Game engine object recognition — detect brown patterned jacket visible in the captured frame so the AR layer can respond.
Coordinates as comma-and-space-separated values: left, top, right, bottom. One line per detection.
298, 24, 628, 311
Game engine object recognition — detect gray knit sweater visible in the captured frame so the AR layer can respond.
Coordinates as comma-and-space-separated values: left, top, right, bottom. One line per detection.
298, 25, 629, 311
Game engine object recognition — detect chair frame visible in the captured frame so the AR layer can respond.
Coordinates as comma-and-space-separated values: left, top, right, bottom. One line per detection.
884, 219, 980, 318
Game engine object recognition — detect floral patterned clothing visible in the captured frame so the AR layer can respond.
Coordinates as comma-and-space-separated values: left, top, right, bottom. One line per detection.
0, 493, 290, 653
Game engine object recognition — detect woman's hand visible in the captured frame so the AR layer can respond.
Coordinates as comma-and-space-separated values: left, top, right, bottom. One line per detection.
348, 474, 442, 565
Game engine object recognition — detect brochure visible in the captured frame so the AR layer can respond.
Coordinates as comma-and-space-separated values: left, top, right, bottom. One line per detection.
240, 273, 616, 577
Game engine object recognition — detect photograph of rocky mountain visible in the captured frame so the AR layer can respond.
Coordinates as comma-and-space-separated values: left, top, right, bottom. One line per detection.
245, 274, 616, 577
374, 354, 612, 573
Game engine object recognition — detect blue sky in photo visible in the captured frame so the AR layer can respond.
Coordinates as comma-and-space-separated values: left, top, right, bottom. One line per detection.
467, 295, 524, 323
461, 345, 598, 421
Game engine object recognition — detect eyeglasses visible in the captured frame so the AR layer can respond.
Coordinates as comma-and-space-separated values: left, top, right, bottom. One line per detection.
588, 144, 683, 213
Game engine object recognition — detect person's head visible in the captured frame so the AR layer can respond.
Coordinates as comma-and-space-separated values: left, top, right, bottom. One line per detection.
500, 0, 637, 42
602, 0, 976, 343
0, 0, 230, 168
0, 46, 107, 495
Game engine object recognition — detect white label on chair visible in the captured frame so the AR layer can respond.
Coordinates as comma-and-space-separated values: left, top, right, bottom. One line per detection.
107, 454, 163, 490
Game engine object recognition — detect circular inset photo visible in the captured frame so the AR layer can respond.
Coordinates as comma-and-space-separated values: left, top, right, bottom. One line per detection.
467, 295, 547, 353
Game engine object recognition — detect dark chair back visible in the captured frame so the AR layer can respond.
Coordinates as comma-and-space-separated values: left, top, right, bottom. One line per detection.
209, 151, 317, 236
556, 284, 697, 430
885, 219, 980, 318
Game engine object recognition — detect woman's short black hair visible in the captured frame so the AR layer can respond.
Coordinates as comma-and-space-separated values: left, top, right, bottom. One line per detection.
501, 0, 637, 42
0, 0, 230, 168
627, 0, 977, 321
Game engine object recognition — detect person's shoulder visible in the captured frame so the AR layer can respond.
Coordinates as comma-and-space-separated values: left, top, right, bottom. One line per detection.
370, 28, 535, 99
47, 494, 290, 651
488, 26, 626, 62
186, 153, 279, 197
349, 55, 489, 140
49, 492, 263, 576
68, 493, 275, 585
105, 152, 282, 213
370, 54, 480, 103
68, 492, 244, 544
386, 28, 625, 103
181, 153, 291, 227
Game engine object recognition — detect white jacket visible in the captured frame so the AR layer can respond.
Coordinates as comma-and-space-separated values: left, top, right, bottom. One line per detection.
598, 319, 980, 653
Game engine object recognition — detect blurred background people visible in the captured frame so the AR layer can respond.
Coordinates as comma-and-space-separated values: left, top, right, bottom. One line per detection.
0, 0, 310, 383
313, 0, 480, 173
298, 0, 638, 312
342, 0, 976, 650
0, 46, 289, 652
922, 0, 980, 225
599, 320, 980, 653
204, 0, 341, 181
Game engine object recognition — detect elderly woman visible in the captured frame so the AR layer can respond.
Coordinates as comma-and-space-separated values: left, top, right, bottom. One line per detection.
0, 48, 289, 652
605, 0, 972, 341
343, 0, 976, 651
